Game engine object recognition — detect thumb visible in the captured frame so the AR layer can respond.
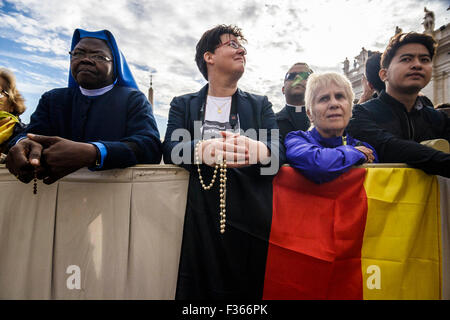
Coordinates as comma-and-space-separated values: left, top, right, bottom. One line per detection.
28, 140, 43, 167
27, 133, 59, 147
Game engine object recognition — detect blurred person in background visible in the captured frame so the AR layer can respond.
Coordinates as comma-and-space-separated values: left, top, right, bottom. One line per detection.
0, 68, 26, 159
276, 62, 312, 141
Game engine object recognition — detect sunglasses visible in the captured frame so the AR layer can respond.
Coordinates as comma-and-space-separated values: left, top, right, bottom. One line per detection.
0, 89, 9, 99
285, 71, 312, 81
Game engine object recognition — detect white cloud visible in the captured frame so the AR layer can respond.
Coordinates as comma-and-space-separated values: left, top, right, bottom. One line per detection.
0, 49, 68, 70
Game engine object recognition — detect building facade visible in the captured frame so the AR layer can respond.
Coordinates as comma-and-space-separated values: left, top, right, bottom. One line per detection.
422, 21, 449, 106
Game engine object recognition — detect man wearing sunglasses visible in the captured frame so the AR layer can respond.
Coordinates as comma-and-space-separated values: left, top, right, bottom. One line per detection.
276, 63, 313, 142
6, 29, 162, 184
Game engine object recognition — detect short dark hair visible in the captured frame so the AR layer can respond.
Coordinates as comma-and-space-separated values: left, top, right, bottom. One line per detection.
381, 32, 437, 69
195, 24, 246, 80
365, 51, 385, 92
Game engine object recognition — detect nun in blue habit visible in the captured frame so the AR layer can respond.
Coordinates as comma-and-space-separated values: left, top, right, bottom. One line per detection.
8, 28, 162, 184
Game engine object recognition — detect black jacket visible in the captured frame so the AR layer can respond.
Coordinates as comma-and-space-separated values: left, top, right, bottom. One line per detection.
347, 91, 450, 177
9, 86, 162, 169
275, 104, 310, 143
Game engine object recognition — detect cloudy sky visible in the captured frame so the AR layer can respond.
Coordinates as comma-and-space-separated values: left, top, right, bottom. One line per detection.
0, 0, 448, 136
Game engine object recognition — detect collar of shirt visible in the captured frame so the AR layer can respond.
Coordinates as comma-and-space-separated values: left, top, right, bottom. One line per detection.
286, 104, 305, 113
310, 127, 352, 148
415, 98, 424, 111
79, 83, 115, 97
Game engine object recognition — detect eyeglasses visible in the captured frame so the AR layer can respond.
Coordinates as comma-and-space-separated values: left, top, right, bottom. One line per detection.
0, 89, 9, 99
69, 51, 112, 63
216, 40, 247, 55
285, 71, 312, 81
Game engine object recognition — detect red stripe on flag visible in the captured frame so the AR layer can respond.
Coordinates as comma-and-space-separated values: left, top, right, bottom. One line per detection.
263, 167, 368, 299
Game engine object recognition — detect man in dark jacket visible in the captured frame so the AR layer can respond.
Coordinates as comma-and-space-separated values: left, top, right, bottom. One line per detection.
276, 62, 312, 141
347, 32, 450, 178
6, 29, 162, 184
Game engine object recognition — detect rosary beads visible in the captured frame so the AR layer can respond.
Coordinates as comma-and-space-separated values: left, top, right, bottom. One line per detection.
33, 170, 37, 195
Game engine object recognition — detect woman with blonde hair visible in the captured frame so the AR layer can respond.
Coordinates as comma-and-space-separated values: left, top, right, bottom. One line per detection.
0, 68, 26, 156
285, 72, 377, 184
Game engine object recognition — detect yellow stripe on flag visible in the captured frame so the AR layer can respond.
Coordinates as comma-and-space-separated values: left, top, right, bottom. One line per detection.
361, 168, 441, 299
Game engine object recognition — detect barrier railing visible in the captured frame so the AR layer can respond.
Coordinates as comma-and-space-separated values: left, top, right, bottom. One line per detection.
0, 164, 448, 299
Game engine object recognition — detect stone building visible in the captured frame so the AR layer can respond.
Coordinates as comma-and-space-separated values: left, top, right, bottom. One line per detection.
342, 48, 369, 102
343, 8, 449, 106
422, 13, 449, 106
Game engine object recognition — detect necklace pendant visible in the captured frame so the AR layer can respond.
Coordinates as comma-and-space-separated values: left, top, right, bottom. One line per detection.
217, 108, 222, 114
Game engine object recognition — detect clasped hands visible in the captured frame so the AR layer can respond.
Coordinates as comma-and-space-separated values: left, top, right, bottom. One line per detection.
6, 133, 97, 184
197, 131, 270, 168
354, 145, 375, 163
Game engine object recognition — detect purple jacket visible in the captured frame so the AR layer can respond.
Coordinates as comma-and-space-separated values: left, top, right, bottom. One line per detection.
285, 127, 378, 184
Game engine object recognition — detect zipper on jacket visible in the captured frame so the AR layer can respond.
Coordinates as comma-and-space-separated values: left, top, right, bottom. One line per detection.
342, 135, 347, 145
403, 110, 413, 140
409, 114, 415, 140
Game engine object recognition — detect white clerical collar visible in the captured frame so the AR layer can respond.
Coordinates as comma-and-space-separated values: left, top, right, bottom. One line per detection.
79, 83, 115, 97
286, 103, 305, 112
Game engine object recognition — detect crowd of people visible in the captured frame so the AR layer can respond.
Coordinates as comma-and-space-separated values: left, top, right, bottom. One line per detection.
1, 25, 449, 299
